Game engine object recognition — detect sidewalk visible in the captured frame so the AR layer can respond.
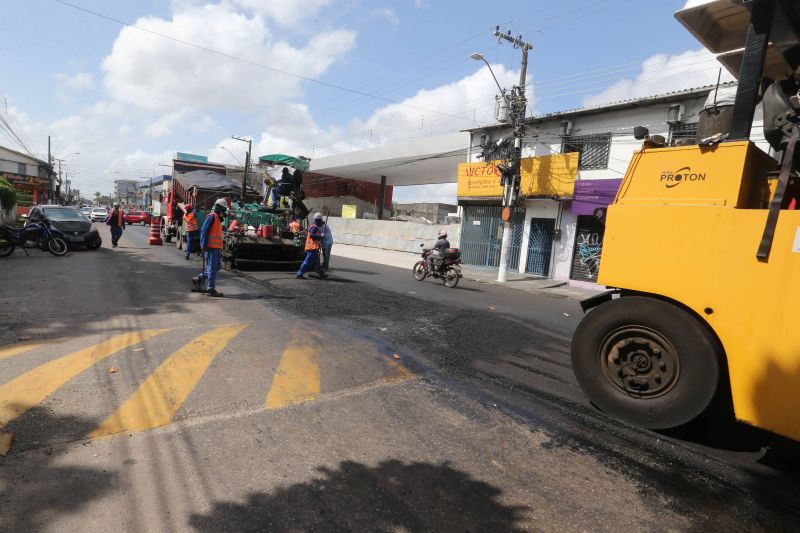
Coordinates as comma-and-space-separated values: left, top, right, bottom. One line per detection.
332, 243, 602, 300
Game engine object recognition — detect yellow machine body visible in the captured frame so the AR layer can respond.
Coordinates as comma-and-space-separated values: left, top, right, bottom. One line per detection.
599, 141, 800, 441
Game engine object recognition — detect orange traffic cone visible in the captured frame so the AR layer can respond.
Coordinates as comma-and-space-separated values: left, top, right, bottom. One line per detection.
149, 216, 163, 245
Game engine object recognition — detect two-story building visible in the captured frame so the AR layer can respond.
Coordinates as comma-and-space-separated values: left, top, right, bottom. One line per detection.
459, 82, 770, 288
0, 145, 54, 215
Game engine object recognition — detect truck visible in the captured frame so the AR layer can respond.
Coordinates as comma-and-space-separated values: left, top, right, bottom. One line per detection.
570, 0, 800, 443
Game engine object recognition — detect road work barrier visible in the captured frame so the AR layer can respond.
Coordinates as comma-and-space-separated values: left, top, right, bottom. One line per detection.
149, 217, 163, 245
325, 217, 460, 252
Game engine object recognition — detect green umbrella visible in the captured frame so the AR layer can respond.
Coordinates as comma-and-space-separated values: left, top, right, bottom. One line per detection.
258, 154, 310, 172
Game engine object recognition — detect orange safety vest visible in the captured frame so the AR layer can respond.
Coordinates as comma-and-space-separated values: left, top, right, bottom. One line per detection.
184, 212, 199, 232
116, 209, 123, 226
289, 221, 301, 233
305, 224, 322, 251
207, 213, 224, 249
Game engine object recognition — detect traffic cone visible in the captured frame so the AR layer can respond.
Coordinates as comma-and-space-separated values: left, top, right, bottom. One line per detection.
149, 216, 163, 245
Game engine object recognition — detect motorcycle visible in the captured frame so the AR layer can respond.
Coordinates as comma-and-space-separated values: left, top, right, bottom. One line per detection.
0, 220, 69, 257
412, 244, 463, 288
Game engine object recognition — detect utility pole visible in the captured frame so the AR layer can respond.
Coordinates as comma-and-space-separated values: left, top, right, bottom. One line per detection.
231, 135, 252, 200
493, 26, 532, 283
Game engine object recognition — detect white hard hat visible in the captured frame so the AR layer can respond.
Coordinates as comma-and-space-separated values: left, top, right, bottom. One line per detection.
214, 198, 228, 209
313, 212, 323, 220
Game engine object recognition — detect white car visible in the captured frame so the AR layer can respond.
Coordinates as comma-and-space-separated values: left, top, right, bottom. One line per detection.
81, 207, 93, 219
90, 207, 108, 222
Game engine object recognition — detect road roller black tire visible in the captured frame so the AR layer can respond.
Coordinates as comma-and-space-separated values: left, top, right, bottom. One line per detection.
571, 296, 723, 430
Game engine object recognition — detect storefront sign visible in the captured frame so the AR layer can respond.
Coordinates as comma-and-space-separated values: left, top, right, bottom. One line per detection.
571, 178, 623, 215
1, 172, 49, 189
457, 153, 579, 198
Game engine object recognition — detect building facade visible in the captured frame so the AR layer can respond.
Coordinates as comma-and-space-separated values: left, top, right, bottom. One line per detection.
460, 83, 770, 288
0, 145, 54, 215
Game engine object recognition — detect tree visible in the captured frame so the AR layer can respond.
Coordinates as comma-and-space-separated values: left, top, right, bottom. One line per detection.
94, 191, 101, 205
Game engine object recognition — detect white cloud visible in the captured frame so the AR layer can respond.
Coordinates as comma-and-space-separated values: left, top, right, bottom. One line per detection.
371, 8, 400, 26
101, 3, 356, 117
55, 72, 94, 91
582, 49, 734, 108
228, 0, 334, 26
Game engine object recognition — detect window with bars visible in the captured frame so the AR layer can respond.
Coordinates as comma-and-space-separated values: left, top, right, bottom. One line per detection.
561, 133, 611, 170
669, 122, 699, 146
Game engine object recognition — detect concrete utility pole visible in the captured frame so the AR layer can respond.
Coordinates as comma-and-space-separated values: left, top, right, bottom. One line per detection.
231, 135, 252, 200
475, 27, 532, 282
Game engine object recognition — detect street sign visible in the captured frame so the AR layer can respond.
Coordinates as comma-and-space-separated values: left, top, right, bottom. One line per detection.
176, 152, 209, 164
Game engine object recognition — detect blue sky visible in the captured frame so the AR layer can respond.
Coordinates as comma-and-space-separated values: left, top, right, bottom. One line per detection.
0, 0, 716, 201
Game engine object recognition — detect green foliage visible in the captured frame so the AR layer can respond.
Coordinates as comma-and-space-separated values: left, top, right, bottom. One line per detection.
0, 176, 18, 209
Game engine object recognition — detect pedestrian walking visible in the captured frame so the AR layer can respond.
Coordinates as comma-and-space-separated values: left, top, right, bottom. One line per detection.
106, 203, 126, 248
296, 212, 327, 280
321, 219, 333, 270
192, 198, 228, 297
182, 204, 200, 260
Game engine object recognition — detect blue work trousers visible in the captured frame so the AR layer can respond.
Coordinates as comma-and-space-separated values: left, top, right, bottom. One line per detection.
110, 227, 123, 246
185, 231, 199, 258
296, 250, 324, 277
201, 248, 222, 290
321, 245, 332, 270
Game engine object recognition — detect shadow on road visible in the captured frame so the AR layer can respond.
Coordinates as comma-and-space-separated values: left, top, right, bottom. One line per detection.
0, 405, 117, 532
188, 459, 528, 532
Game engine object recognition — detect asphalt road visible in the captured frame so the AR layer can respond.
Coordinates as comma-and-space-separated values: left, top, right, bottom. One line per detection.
0, 224, 797, 532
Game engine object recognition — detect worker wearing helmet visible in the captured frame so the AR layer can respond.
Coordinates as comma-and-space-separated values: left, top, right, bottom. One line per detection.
182, 204, 200, 260
106, 202, 126, 248
427, 229, 450, 274
192, 198, 228, 296
295, 212, 327, 279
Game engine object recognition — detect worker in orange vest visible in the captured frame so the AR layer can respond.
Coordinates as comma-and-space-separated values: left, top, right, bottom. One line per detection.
289, 216, 301, 234
295, 212, 327, 279
192, 198, 227, 297
105, 203, 126, 248
182, 204, 200, 260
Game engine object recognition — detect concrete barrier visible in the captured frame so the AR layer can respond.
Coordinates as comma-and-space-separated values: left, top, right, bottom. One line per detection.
326, 216, 460, 252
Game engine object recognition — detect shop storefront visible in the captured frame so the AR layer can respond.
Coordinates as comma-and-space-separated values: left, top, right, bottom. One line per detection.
457, 154, 578, 276
569, 178, 622, 283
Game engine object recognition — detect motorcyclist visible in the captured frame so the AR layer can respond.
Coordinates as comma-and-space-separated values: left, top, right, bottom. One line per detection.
427, 229, 450, 274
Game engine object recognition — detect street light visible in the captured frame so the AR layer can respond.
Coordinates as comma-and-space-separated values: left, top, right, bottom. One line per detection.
221, 146, 244, 166
471, 53, 513, 117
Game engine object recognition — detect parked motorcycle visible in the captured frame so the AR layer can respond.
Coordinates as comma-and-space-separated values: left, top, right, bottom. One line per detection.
412, 244, 462, 288
0, 220, 69, 257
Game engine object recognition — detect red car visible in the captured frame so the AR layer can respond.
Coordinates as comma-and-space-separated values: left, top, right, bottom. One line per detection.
124, 210, 152, 225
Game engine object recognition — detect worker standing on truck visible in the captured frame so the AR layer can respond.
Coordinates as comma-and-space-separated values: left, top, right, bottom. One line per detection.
192, 198, 227, 297
289, 216, 301, 234
296, 212, 327, 280
106, 203, 126, 248
182, 204, 200, 260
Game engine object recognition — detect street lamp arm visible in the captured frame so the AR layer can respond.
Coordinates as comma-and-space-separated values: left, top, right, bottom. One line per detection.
471, 53, 514, 125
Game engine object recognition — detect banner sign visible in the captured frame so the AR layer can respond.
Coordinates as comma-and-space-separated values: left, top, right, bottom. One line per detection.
341, 204, 357, 219
571, 178, 623, 215
457, 153, 579, 198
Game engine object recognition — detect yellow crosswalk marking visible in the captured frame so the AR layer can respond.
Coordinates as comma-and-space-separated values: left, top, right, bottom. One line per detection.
0, 330, 169, 428
0, 338, 64, 361
265, 329, 321, 409
90, 324, 247, 438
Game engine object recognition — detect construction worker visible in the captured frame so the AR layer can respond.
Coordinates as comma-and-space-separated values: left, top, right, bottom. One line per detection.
296, 212, 327, 279
193, 198, 227, 297
289, 216, 301, 234
182, 204, 200, 260
106, 203, 125, 248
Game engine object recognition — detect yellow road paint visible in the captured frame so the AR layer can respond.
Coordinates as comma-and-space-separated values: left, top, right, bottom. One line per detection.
0, 329, 168, 428
265, 329, 321, 409
90, 324, 247, 438
383, 356, 413, 383
0, 338, 64, 361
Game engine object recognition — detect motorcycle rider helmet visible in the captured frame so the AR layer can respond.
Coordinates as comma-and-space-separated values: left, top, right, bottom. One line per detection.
438, 229, 448, 238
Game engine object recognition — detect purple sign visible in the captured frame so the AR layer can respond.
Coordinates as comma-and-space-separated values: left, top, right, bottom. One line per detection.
571, 178, 623, 215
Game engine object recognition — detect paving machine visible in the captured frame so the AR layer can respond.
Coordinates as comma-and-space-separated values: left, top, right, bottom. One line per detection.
571, 0, 800, 443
